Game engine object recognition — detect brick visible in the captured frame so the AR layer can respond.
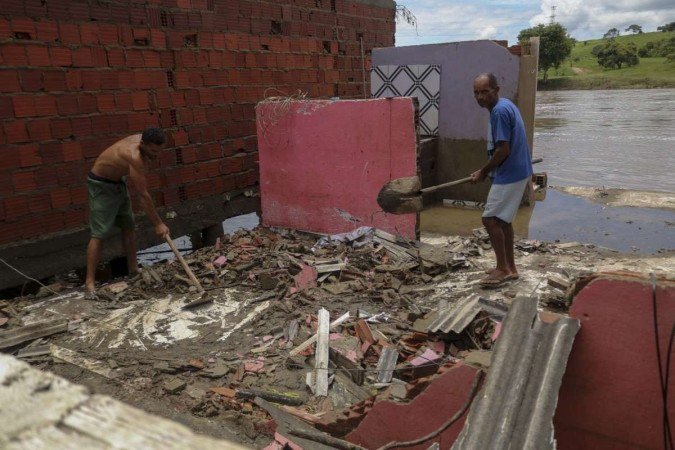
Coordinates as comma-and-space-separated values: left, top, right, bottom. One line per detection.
132, 92, 148, 110
81, 71, 101, 90
0, 70, 21, 93
58, 22, 80, 45
107, 48, 126, 67
50, 187, 70, 208
56, 94, 79, 115
26, 45, 50, 66
43, 71, 67, 91
2, 44, 28, 66
0, 17, 10, 40
11, 18, 36, 37
34, 166, 59, 188
36, 20, 59, 42
34, 96, 58, 116
143, 50, 161, 67
80, 23, 99, 45
4, 121, 29, 143
28, 192, 51, 213
64, 209, 85, 228
72, 48, 93, 67
78, 93, 98, 113
97, 93, 115, 112
98, 24, 118, 45
13, 171, 37, 192
50, 118, 72, 140
126, 49, 144, 67
39, 141, 63, 164
4, 196, 29, 217
19, 70, 43, 92
12, 97, 35, 117
50, 47, 72, 67
65, 71, 82, 90
0, 221, 23, 244
18, 143, 41, 167
27, 119, 51, 141
70, 117, 92, 137
62, 141, 83, 162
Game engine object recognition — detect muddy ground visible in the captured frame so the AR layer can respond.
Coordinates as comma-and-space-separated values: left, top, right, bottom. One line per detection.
2, 225, 673, 448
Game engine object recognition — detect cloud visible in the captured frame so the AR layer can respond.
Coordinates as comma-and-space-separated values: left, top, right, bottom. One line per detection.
529, 0, 675, 39
395, 0, 675, 46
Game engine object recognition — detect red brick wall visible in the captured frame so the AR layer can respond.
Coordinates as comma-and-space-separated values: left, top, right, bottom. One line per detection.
0, 0, 395, 245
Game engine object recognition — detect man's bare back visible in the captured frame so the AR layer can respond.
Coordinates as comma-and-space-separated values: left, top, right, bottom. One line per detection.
91, 134, 143, 182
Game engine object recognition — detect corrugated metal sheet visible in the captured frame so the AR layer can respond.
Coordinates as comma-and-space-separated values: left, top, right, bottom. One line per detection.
427, 294, 482, 334
452, 296, 580, 450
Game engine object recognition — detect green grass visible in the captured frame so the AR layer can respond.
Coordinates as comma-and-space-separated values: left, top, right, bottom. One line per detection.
539, 30, 675, 90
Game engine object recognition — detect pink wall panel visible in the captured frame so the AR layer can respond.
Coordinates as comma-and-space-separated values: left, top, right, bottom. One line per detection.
256, 98, 418, 238
555, 275, 675, 449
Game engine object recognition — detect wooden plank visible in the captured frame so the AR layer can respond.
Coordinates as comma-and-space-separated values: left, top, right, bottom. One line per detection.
314, 308, 330, 397
0, 319, 68, 350
376, 346, 399, 383
288, 312, 350, 356
50, 345, 122, 380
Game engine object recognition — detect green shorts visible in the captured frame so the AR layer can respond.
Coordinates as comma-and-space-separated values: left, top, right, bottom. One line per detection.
87, 175, 135, 239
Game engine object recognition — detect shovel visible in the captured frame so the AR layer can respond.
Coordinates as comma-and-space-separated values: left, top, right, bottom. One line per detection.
377, 157, 543, 215
165, 234, 204, 293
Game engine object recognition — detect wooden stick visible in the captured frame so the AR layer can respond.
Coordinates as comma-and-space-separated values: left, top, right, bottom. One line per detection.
314, 308, 330, 396
288, 312, 350, 356
165, 235, 204, 292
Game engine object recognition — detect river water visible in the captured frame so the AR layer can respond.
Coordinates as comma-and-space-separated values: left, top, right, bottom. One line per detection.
534, 88, 675, 192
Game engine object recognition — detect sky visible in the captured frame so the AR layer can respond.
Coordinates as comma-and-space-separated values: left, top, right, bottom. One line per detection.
394, 0, 675, 47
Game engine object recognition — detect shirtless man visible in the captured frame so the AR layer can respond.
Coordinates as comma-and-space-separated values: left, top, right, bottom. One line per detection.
85, 127, 170, 297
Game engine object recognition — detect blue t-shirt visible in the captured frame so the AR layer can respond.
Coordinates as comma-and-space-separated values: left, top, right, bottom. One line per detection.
489, 98, 532, 184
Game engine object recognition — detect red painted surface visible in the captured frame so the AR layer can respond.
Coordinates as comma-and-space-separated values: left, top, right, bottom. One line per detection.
555, 275, 675, 449
256, 98, 418, 239
346, 364, 478, 449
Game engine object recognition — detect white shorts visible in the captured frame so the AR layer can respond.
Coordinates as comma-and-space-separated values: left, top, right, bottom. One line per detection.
482, 177, 529, 223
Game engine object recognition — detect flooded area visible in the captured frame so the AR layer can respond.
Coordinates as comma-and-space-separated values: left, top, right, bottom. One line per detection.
534, 88, 675, 192
423, 88, 675, 254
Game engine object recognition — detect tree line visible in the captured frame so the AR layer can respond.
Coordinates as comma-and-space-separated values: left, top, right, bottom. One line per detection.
518, 21, 675, 80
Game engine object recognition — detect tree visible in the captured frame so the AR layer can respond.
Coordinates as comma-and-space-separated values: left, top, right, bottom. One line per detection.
518, 23, 574, 82
596, 40, 639, 69
603, 28, 620, 39
625, 24, 643, 34
657, 22, 675, 32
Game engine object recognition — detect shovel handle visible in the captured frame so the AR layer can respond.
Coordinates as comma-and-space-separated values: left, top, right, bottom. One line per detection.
165, 235, 204, 292
420, 157, 543, 195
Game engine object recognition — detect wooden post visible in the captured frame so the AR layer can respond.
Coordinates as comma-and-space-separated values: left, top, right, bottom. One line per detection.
315, 308, 330, 396
165, 235, 204, 293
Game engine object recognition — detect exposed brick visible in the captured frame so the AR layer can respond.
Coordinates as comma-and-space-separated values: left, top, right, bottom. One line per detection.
0, 70, 20, 93
80, 23, 99, 45
97, 93, 116, 112
30, 95, 55, 117
13, 170, 37, 192
19, 70, 43, 92
26, 44, 50, 66
62, 141, 83, 162
50, 118, 72, 140
43, 71, 67, 91
58, 22, 80, 45
39, 141, 64, 164
4, 196, 30, 217
132, 91, 148, 110
50, 187, 70, 209
4, 121, 29, 144
12, 96, 35, 117
27, 119, 51, 141
50, 47, 72, 67
72, 47, 93, 67
28, 192, 51, 213
2, 44, 28, 65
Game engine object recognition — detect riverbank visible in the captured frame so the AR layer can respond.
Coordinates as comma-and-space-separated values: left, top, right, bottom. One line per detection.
538, 31, 675, 90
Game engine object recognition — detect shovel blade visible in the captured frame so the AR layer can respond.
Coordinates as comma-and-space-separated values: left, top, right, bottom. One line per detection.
377, 176, 424, 215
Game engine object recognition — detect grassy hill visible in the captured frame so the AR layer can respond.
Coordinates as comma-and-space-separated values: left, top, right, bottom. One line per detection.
540, 30, 675, 90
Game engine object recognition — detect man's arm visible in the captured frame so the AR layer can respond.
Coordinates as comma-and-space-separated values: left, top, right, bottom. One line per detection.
470, 141, 510, 183
128, 157, 169, 237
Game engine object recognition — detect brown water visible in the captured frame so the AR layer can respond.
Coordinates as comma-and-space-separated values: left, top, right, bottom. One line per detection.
421, 89, 675, 253
534, 89, 675, 192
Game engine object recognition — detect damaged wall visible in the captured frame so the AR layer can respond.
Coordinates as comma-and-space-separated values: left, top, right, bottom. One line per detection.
256, 97, 418, 238
0, 0, 396, 289
372, 39, 538, 203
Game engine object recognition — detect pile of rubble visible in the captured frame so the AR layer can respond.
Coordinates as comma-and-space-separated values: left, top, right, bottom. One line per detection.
2, 224, 652, 448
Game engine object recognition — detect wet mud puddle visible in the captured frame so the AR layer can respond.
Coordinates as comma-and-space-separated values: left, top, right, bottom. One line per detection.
421, 189, 674, 255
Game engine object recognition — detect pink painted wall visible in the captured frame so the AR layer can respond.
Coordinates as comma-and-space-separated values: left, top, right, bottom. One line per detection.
256, 98, 418, 238
345, 364, 479, 449
555, 275, 675, 449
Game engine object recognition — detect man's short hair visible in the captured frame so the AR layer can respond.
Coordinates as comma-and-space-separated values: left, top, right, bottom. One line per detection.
141, 127, 166, 146
476, 72, 499, 89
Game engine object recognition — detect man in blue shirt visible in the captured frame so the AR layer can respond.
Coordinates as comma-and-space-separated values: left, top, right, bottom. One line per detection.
470, 73, 533, 287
